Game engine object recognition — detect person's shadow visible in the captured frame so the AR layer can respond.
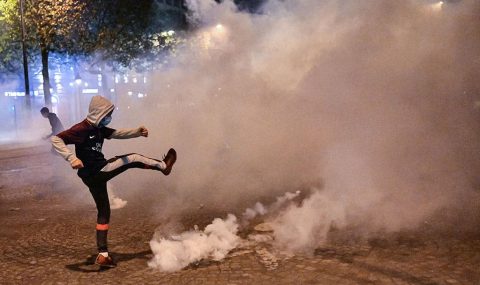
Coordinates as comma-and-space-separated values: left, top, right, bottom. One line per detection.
65, 250, 151, 273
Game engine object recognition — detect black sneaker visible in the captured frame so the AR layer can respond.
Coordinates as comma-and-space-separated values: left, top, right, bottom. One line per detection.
160, 148, 177, 176
95, 254, 116, 268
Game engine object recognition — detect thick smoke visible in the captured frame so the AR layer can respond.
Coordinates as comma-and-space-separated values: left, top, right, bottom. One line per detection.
109, 0, 480, 260
148, 214, 239, 272
148, 190, 301, 271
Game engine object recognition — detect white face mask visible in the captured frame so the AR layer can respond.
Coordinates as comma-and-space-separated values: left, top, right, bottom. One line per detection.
99, 116, 112, 127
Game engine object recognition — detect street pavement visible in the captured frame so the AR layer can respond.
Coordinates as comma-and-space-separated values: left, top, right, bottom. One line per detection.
0, 144, 479, 285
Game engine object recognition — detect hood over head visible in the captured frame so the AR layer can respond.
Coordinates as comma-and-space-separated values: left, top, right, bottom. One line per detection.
86, 95, 115, 127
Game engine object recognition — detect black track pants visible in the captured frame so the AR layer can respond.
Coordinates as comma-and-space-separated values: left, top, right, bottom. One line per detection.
81, 153, 165, 252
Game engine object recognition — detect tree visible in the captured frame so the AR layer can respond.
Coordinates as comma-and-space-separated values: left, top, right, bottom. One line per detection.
0, 0, 24, 81
75, 0, 181, 96
27, 0, 88, 107
0, 0, 88, 106
82, 0, 179, 68
0, 0, 183, 105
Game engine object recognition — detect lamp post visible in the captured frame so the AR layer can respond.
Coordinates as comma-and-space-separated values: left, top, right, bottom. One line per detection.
19, 0, 30, 108
74, 74, 82, 121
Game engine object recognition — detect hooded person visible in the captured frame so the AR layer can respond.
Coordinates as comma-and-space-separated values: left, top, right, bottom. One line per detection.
51, 95, 176, 267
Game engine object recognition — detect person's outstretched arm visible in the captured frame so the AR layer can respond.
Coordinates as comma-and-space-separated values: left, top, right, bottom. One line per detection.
51, 136, 84, 169
109, 126, 148, 139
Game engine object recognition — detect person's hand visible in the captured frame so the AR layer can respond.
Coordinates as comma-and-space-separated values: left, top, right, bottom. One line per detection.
70, 158, 84, 169
139, 126, 148, 137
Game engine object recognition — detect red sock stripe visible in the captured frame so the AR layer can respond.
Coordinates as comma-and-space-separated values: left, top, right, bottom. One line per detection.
96, 224, 109, 230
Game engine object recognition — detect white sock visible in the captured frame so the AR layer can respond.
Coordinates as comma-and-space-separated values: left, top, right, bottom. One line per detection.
157, 161, 167, 170
99, 252, 108, 257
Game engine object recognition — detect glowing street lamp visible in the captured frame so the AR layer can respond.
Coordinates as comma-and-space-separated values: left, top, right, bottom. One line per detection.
199, 23, 228, 51
430, 1, 444, 12
75, 74, 82, 85
214, 23, 227, 37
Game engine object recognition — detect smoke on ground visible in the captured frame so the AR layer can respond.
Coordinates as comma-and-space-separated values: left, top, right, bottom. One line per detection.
148, 190, 301, 272
148, 214, 239, 272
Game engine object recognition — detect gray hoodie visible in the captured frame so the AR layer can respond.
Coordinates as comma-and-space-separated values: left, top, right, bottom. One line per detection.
87, 95, 115, 127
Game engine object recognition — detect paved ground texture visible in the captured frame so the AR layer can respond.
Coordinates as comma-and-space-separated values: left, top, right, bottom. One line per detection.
1, 144, 479, 285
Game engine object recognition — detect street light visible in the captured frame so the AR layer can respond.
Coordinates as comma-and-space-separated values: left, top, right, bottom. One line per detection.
430, 1, 444, 12
75, 75, 82, 85
74, 73, 82, 120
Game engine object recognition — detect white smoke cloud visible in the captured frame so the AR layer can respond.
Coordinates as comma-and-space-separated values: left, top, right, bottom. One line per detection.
148, 214, 239, 272
270, 190, 347, 253
107, 182, 128, 210
268, 190, 301, 213
148, 190, 304, 272
242, 202, 267, 221
241, 190, 301, 223
114, 0, 480, 264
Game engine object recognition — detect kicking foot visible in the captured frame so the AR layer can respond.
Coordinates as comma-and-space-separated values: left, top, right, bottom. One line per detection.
160, 148, 177, 175
95, 253, 116, 268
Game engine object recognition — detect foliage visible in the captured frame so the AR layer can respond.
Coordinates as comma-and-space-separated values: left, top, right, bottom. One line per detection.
0, 0, 89, 100
0, 0, 89, 64
26, 0, 88, 53
0, 0, 185, 82
0, 0, 22, 78
81, 0, 183, 71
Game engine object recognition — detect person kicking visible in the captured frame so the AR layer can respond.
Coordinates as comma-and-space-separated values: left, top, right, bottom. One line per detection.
51, 95, 176, 268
